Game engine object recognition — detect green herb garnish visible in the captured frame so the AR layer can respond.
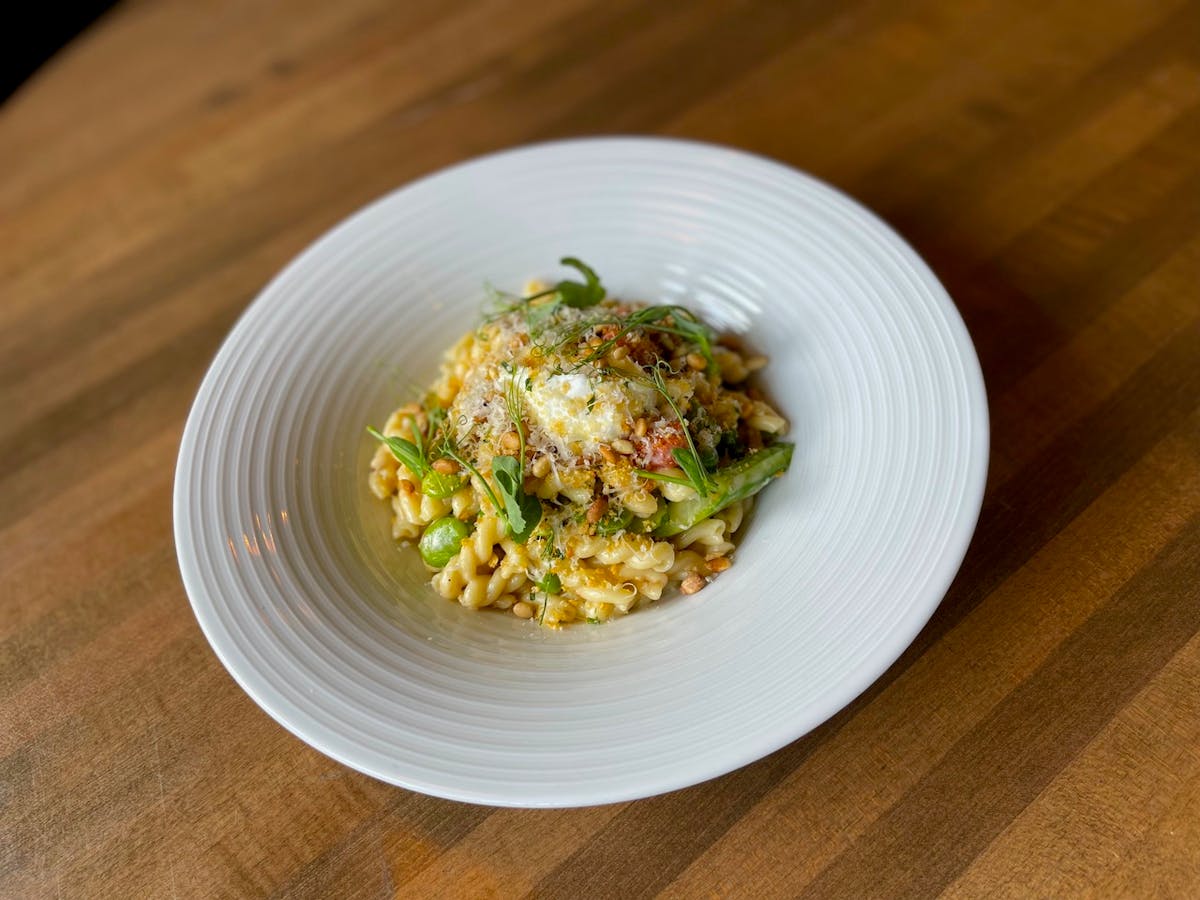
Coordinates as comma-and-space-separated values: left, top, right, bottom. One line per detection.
566, 305, 716, 370
450, 371, 543, 544
554, 257, 605, 308
369, 407, 467, 498
367, 426, 427, 478
633, 362, 717, 498
484, 257, 606, 334
536, 572, 562, 594
490, 455, 542, 542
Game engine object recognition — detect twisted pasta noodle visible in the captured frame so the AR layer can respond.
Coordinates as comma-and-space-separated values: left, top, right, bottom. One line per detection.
368, 443, 400, 499
383, 404, 426, 437
659, 473, 699, 503
676, 516, 735, 558
712, 346, 768, 385
714, 498, 747, 537
369, 407, 424, 501
431, 332, 483, 405
432, 514, 528, 609
390, 488, 451, 540
619, 489, 658, 518
562, 572, 639, 612
532, 466, 594, 504
668, 548, 709, 579
450, 485, 480, 519
597, 462, 659, 518
591, 535, 674, 572
614, 565, 669, 600
747, 400, 787, 434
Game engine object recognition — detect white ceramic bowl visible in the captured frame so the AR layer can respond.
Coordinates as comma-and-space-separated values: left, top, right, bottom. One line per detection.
174, 137, 988, 807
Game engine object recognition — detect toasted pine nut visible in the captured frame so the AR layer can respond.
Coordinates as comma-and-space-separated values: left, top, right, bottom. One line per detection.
609, 344, 629, 362
707, 556, 731, 573
598, 444, 619, 464
586, 496, 608, 523
686, 353, 707, 371
431, 457, 458, 475
680, 573, 707, 595
611, 438, 635, 455
500, 430, 521, 451
745, 354, 768, 371
587, 336, 603, 348
531, 456, 551, 478
512, 601, 535, 619
633, 417, 648, 437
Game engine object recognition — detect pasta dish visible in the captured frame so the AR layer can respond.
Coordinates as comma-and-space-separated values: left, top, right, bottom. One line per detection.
368, 259, 792, 626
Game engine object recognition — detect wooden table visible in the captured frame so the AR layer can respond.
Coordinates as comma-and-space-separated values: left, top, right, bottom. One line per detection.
4, 1, 1199, 896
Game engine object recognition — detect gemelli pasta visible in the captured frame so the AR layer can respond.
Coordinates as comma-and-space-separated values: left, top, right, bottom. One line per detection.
367, 259, 793, 626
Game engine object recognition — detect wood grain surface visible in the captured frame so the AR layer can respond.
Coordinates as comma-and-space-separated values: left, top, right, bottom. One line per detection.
4, 0, 1199, 896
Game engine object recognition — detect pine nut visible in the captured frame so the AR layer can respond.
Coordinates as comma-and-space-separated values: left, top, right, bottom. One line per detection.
512, 601, 535, 619
598, 444, 619, 464
587, 496, 608, 523
531, 456, 551, 478
707, 556, 731, 573
686, 353, 707, 371
634, 417, 648, 437
431, 458, 458, 475
500, 430, 521, 451
611, 438, 635, 455
680, 573, 707, 595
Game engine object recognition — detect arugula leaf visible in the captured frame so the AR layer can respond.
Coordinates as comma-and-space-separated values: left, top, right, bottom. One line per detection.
555, 257, 605, 308
491, 455, 543, 542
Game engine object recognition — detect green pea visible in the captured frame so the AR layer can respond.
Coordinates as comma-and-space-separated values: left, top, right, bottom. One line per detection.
418, 517, 469, 568
421, 470, 465, 499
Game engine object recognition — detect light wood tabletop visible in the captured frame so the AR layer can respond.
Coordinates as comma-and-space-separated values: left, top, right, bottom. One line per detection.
4, 0, 1200, 897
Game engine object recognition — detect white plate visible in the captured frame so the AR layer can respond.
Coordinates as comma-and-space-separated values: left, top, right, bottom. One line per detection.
174, 137, 988, 808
